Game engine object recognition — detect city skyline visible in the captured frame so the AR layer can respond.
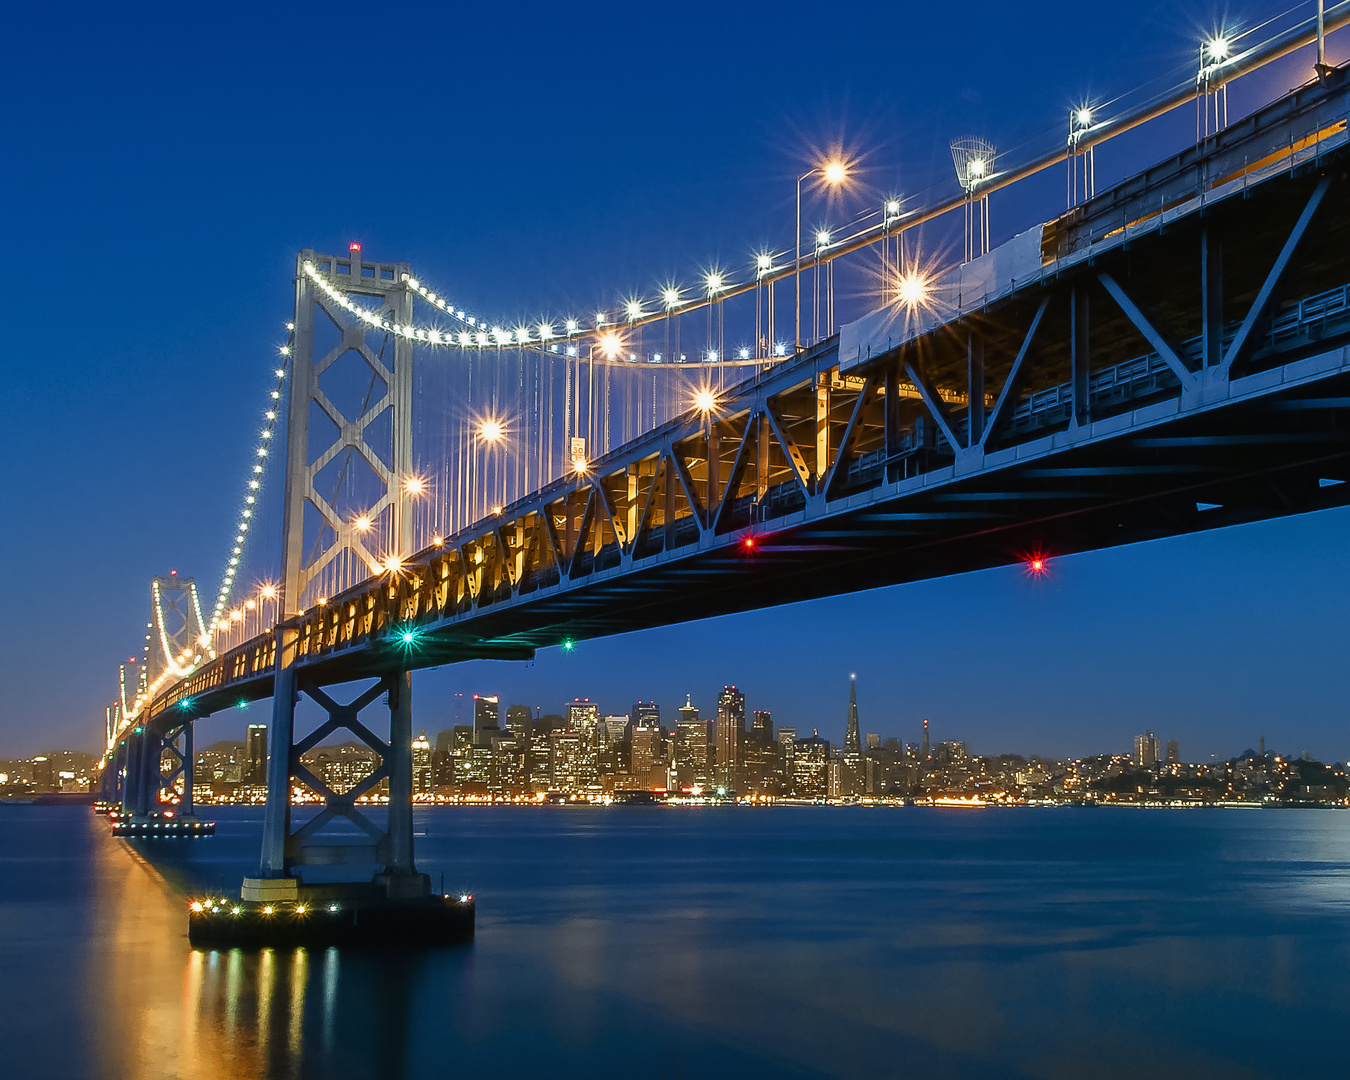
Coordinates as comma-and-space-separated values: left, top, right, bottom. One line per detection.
2, 668, 1326, 774
5, 0, 1350, 764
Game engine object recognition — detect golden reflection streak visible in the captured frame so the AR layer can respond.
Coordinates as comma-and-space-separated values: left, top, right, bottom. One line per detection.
289, 948, 309, 1059
257, 948, 274, 1067
88, 817, 312, 1080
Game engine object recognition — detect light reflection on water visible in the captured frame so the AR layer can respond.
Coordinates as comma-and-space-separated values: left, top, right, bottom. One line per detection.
2, 805, 1350, 1078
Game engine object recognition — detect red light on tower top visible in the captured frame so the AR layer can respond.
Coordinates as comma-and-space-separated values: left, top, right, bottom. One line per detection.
742, 536, 757, 550
349, 241, 361, 252
1025, 554, 1050, 577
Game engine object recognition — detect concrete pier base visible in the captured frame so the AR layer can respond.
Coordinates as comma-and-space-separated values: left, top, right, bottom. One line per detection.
110, 811, 214, 838
187, 890, 474, 948
241, 877, 299, 902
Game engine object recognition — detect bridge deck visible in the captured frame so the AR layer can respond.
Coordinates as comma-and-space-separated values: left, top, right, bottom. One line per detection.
144, 71, 1350, 729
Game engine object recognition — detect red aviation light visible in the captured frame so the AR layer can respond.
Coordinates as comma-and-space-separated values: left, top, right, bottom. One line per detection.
742, 536, 757, 551
349, 241, 362, 252
1025, 553, 1050, 577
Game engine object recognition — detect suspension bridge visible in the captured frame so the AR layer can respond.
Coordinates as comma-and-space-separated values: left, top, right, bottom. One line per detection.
99, 6, 1350, 942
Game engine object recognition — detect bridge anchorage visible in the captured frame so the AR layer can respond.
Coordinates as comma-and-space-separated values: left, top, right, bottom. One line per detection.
102, 14, 1350, 947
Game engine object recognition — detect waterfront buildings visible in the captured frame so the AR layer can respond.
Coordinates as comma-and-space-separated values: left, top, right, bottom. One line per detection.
7, 682, 1348, 809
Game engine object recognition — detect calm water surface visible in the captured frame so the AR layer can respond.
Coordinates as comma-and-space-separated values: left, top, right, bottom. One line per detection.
2, 803, 1349, 1079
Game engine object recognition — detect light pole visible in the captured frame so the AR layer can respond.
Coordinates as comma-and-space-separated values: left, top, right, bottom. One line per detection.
477, 418, 505, 521
796, 160, 847, 351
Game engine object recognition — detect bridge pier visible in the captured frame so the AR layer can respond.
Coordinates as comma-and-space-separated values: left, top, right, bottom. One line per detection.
243, 626, 432, 905
209, 650, 464, 947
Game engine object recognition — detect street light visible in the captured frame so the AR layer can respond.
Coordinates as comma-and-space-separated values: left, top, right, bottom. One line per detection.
797, 159, 848, 350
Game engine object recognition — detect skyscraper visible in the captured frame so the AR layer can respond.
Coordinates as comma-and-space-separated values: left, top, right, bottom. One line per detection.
751, 710, 773, 744
565, 699, 602, 791
921, 718, 930, 761
632, 701, 660, 729
715, 685, 745, 788
778, 727, 797, 791
473, 695, 500, 744
505, 704, 532, 742
844, 675, 861, 755
631, 722, 660, 787
412, 730, 432, 796
1134, 731, 1160, 768
793, 731, 830, 798
675, 694, 708, 786
246, 723, 267, 783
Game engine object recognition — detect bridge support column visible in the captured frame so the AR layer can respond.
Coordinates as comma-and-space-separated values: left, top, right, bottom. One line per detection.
116, 738, 134, 814
375, 670, 429, 898
967, 332, 985, 447
1071, 287, 1090, 427
257, 628, 297, 882
1201, 227, 1223, 372
138, 729, 163, 816
180, 719, 194, 818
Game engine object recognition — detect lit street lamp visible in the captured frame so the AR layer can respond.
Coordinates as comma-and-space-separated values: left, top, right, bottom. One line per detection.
797, 160, 848, 350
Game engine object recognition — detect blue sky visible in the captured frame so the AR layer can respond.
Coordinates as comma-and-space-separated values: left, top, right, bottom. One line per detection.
2, 1, 1346, 761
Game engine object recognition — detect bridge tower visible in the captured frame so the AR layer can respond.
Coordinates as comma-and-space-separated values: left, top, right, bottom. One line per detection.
281, 247, 414, 617
244, 248, 428, 904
